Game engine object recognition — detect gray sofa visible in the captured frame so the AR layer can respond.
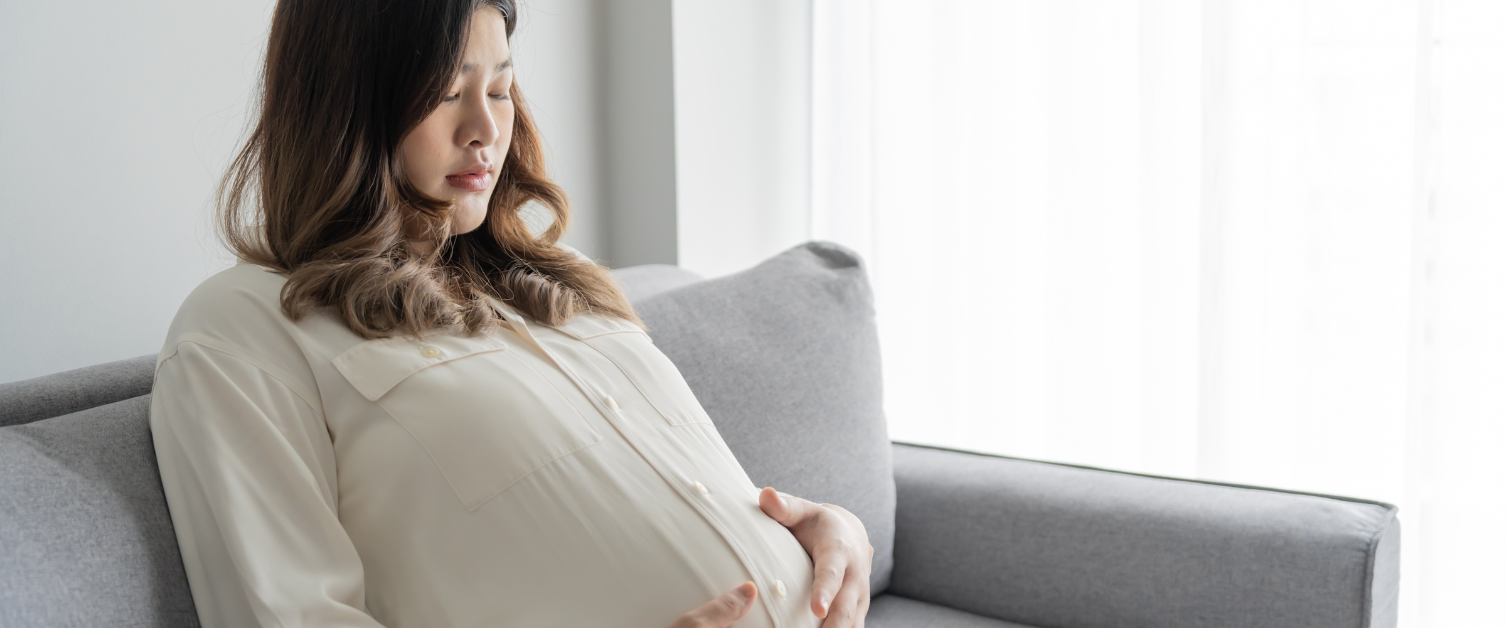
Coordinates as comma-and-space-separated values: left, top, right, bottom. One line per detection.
0, 242, 1398, 628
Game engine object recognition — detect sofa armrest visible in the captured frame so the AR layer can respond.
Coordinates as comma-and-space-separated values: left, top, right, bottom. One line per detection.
887, 443, 1398, 628
0, 354, 157, 428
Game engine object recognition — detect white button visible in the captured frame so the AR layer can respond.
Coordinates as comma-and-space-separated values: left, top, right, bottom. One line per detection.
420, 346, 443, 359
775, 579, 787, 598
605, 395, 620, 409
694, 481, 709, 495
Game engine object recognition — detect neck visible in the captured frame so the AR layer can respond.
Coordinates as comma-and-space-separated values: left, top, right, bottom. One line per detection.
408, 239, 439, 257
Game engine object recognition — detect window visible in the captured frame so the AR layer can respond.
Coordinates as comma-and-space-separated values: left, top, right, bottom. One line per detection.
812, 1, 1506, 625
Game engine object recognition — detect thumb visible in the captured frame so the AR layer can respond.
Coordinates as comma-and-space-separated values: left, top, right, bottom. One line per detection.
690, 582, 757, 627
759, 487, 820, 528
758, 487, 790, 522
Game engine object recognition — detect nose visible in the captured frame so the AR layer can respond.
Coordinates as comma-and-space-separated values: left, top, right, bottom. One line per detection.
457, 93, 502, 149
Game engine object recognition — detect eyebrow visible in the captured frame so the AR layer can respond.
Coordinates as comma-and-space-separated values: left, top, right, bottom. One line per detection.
460, 58, 513, 75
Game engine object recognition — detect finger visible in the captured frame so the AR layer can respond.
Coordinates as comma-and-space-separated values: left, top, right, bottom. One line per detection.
758, 487, 821, 527
757, 487, 789, 521
855, 589, 871, 628
809, 545, 849, 618
823, 573, 864, 628
690, 582, 757, 627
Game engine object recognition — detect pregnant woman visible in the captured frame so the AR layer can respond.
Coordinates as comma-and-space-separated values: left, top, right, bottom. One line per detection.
147, 1, 872, 626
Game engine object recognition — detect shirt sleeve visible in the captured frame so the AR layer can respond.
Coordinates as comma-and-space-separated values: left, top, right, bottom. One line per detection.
150, 341, 387, 628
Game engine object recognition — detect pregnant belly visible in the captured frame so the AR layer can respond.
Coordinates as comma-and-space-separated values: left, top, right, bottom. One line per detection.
345, 442, 819, 628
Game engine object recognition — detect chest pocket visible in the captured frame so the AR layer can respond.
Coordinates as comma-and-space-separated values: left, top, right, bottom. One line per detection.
333, 333, 602, 511
552, 314, 714, 427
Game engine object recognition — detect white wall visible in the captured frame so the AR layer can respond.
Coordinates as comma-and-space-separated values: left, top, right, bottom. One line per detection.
588, 0, 818, 276
672, 0, 812, 279
0, 0, 275, 382
511, 0, 611, 259
0, 0, 615, 382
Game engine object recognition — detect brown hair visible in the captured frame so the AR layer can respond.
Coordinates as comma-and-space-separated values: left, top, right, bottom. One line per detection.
218, 0, 640, 338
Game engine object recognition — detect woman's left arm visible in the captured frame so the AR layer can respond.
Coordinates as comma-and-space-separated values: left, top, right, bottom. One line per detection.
758, 487, 872, 628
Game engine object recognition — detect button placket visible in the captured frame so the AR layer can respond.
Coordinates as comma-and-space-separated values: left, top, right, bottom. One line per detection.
511, 320, 787, 628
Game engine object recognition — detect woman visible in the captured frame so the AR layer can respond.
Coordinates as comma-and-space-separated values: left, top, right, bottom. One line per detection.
148, 1, 873, 626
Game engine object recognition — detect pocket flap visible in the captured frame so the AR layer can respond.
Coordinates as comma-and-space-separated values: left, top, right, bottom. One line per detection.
333, 334, 509, 401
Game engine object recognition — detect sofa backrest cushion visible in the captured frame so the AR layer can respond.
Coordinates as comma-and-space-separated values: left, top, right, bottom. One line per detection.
628, 241, 897, 592
0, 395, 200, 627
611, 263, 705, 302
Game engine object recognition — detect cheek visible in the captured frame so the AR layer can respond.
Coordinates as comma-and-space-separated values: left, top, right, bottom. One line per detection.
400, 127, 449, 193
498, 106, 516, 154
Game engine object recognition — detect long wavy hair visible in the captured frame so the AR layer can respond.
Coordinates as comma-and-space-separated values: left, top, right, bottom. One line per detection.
218, 0, 641, 338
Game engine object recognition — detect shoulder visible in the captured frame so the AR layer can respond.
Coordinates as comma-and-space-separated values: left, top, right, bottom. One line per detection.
166, 264, 289, 340
157, 264, 310, 377
154, 264, 337, 420
183, 263, 288, 309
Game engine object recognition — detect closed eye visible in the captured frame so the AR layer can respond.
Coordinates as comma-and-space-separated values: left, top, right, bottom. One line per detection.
441, 92, 507, 103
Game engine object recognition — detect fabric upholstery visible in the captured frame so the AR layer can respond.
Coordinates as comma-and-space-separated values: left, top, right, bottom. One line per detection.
0, 396, 199, 627
888, 443, 1400, 628
867, 595, 1039, 628
0, 354, 156, 428
611, 263, 705, 303
628, 242, 898, 593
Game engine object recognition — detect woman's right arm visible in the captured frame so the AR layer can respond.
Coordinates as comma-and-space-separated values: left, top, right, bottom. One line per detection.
151, 341, 387, 628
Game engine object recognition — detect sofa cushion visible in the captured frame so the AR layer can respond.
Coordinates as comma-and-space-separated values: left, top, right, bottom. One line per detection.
0, 395, 199, 627
868, 595, 1040, 628
627, 241, 897, 592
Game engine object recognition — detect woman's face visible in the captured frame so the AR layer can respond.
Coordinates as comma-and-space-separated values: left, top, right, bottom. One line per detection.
399, 7, 515, 244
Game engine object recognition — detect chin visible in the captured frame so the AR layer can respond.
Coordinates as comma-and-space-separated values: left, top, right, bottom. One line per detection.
450, 205, 489, 236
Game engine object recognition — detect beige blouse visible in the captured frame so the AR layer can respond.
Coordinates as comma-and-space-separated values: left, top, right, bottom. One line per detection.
149, 264, 818, 628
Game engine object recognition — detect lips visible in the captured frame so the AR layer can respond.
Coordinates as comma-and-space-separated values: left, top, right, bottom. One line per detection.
445, 163, 493, 192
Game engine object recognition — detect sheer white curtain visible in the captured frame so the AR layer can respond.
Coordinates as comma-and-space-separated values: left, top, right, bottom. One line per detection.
810, 1, 1506, 626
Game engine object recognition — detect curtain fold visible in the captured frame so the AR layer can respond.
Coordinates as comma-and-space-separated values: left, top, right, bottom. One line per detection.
811, 1, 1506, 625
